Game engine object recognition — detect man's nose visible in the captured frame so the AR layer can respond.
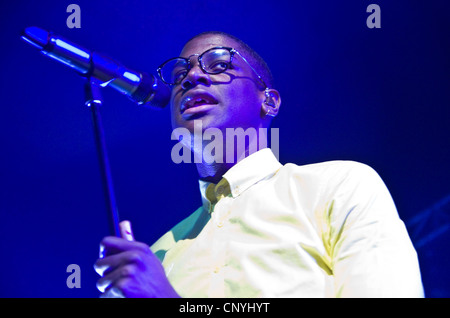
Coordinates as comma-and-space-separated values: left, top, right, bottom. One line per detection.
181, 61, 211, 90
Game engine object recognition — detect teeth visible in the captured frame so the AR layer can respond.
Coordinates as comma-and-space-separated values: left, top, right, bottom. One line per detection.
180, 95, 217, 113
180, 97, 192, 112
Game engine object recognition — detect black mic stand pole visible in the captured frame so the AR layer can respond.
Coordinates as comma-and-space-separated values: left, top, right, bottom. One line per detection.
84, 77, 120, 237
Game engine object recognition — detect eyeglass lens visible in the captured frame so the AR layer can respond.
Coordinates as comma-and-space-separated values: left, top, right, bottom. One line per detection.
160, 48, 232, 85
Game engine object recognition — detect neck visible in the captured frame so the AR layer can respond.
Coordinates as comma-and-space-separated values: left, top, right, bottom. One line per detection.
196, 161, 234, 184
195, 128, 269, 184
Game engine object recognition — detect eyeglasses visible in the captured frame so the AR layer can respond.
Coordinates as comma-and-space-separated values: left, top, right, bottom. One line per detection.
157, 46, 268, 89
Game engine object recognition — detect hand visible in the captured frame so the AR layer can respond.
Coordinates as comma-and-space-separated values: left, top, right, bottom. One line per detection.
94, 220, 179, 298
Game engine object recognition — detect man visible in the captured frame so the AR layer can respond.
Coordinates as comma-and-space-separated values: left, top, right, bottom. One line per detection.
94, 31, 424, 298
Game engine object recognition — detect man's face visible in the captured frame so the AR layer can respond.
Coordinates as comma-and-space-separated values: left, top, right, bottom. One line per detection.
169, 34, 265, 134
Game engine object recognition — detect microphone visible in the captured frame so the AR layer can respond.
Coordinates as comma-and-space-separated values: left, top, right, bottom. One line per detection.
21, 26, 170, 108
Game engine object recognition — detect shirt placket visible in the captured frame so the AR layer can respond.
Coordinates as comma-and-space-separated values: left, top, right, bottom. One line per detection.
206, 180, 233, 297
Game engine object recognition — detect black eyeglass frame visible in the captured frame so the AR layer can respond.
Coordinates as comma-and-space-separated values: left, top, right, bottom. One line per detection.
157, 46, 268, 90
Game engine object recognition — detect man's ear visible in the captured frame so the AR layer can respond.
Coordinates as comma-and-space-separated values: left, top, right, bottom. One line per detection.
261, 88, 281, 118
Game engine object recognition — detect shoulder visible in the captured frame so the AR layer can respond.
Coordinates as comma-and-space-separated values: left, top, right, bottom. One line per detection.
277, 160, 385, 193
284, 160, 379, 179
273, 160, 395, 220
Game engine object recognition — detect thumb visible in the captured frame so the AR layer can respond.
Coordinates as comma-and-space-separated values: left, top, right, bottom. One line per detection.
119, 220, 135, 241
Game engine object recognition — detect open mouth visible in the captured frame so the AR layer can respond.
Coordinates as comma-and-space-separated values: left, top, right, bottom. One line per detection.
180, 92, 219, 113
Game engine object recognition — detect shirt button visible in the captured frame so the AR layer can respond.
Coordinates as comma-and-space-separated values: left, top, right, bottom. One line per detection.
213, 266, 221, 273
217, 220, 224, 227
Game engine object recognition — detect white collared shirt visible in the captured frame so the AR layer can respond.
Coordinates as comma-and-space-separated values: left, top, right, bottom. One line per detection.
151, 149, 424, 297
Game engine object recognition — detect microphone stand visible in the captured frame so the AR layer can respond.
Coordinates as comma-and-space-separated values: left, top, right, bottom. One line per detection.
84, 77, 120, 237
20, 26, 169, 237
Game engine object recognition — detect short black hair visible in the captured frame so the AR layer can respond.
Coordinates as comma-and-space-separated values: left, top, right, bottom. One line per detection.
186, 31, 274, 89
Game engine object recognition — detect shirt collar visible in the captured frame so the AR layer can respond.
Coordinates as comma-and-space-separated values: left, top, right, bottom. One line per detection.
199, 148, 282, 212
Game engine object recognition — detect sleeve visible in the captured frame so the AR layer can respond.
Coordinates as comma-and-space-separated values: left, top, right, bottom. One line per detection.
326, 162, 424, 297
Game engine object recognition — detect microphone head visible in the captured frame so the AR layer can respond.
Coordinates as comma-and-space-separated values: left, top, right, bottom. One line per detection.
132, 72, 171, 109
21, 26, 50, 50
21, 26, 171, 109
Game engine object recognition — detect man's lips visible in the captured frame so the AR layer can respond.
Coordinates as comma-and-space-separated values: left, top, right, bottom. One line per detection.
180, 92, 219, 113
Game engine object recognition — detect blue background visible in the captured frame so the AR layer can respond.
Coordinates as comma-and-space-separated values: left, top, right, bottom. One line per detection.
0, 0, 449, 297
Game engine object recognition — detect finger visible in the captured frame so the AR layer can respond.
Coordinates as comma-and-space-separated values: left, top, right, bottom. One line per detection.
99, 236, 149, 257
96, 266, 122, 293
94, 249, 145, 277
94, 251, 129, 277
119, 220, 135, 241
99, 286, 125, 298
94, 253, 119, 277
96, 263, 136, 294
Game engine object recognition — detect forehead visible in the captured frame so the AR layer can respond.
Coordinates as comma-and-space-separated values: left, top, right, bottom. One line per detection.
180, 34, 240, 57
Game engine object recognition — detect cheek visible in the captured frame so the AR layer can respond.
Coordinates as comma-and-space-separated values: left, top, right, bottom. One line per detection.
169, 89, 182, 129
225, 83, 262, 113
169, 105, 178, 130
